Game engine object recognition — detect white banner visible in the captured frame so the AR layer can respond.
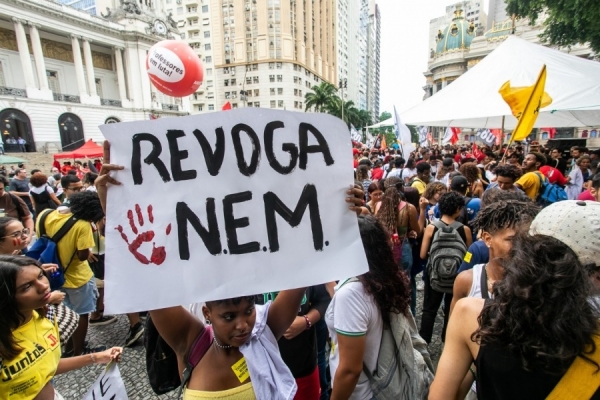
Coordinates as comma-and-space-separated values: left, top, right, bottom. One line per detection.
393, 106, 415, 156
350, 124, 362, 142
100, 109, 368, 313
83, 363, 128, 400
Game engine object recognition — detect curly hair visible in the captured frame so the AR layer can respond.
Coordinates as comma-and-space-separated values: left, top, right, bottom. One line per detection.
472, 234, 599, 374
459, 162, 481, 184
529, 152, 547, 166
69, 191, 104, 222
493, 164, 522, 182
473, 200, 540, 234
480, 187, 530, 207
376, 176, 403, 235
356, 165, 370, 182
438, 191, 465, 216
423, 182, 446, 201
576, 155, 591, 167
357, 215, 411, 325
0, 255, 44, 360
29, 173, 48, 188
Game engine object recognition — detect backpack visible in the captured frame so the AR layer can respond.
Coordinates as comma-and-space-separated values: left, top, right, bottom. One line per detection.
8, 193, 26, 220
144, 316, 213, 395
534, 172, 567, 207
26, 210, 78, 290
342, 278, 434, 400
427, 220, 467, 294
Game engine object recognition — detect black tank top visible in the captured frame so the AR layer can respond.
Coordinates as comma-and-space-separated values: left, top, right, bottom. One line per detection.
475, 341, 600, 399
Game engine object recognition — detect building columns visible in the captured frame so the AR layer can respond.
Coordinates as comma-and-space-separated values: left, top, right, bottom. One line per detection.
28, 23, 54, 101
114, 47, 128, 103
82, 38, 98, 99
12, 18, 36, 94
70, 35, 89, 100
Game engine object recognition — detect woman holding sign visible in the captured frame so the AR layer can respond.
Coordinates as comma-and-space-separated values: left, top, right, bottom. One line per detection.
0, 255, 123, 400
95, 142, 366, 399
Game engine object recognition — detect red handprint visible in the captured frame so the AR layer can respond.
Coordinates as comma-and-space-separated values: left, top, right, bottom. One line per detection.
116, 204, 172, 265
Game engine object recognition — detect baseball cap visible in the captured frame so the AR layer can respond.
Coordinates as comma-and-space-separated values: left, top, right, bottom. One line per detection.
450, 175, 469, 191
529, 200, 600, 267
352, 148, 360, 155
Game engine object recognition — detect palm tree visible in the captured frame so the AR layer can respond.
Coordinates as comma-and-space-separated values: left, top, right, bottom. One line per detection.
304, 82, 337, 112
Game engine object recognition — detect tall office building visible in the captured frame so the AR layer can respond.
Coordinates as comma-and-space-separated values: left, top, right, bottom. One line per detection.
337, 0, 380, 118
166, 0, 337, 113
487, 0, 510, 29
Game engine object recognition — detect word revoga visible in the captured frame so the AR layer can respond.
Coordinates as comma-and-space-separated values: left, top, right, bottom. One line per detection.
130, 120, 336, 260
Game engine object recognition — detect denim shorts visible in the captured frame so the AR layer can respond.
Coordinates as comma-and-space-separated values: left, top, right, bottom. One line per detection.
62, 278, 98, 315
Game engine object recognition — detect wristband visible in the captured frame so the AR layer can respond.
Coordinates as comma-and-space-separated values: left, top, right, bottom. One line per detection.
303, 315, 312, 331
90, 353, 97, 364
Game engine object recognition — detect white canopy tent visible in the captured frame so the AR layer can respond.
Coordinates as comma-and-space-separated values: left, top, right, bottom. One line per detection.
399, 36, 600, 129
366, 118, 394, 128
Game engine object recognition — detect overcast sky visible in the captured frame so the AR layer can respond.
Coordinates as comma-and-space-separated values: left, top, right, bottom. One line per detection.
378, 0, 489, 116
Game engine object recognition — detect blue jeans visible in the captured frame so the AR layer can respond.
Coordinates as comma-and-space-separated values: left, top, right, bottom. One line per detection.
316, 319, 330, 400
400, 239, 412, 273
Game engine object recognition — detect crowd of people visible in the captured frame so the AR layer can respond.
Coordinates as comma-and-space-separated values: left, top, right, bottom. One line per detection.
0, 138, 599, 400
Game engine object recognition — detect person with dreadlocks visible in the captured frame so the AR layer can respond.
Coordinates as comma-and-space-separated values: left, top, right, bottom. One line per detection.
374, 176, 426, 273
35, 191, 106, 356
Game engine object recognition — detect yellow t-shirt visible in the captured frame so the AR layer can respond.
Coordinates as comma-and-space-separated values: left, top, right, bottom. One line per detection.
411, 178, 427, 196
516, 171, 544, 200
1, 311, 61, 399
36, 210, 95, 289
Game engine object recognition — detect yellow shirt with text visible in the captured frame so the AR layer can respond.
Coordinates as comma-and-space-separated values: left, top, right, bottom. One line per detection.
36, 210, 95, 288
1, 311, 61, 399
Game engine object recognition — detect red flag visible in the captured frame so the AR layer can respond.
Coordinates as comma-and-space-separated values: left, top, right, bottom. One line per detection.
490, 129, 502, 145
222, 101, 232, 110
451, 127, 461, 145
472, 143, 484, 161
541, 127, 556, 139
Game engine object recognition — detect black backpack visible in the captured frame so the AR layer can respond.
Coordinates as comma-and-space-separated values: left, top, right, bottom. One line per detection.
455, 197, 473, 226
144, 316, 181, 394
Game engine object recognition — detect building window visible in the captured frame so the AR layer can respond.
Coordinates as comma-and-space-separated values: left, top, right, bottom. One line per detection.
294, 88, 298, 95
254, 102, 260, 107
269, 75, 275, 82
277, 75, 282, 82
269, 62, 275, 69
252, 64, 258, 71
197, 104, 203, 111
46, 70, 60, 93
232, 103, 238, 108
204, 31, 211, 38
254, 89, 259, 96
278, 100, 284, 108
223, 67, 229, 74
205, 56, 212, 63
208, 104, 215, 111
225, 92, 231, 99
95, 78, 103, 98
293, 77, 298, 84
231, 78, 236, 85
294, 101, 299, 109
205, 43, 211, 50
246, 77, 252, 84
591, 129, 598, 138
270, 100, 276, 108
270, 88, 275, 95
276, 62, 282, 69
299, 90, 302, 97
224, 79, 229, 86
206, 68, 213, 76
202, 4, 208, 12
253, 76, 259, 83
277, 88, 283, 95
231, 91, 237, 98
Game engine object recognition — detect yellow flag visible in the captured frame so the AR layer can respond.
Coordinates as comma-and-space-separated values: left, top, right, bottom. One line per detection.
499, 65, 552, 142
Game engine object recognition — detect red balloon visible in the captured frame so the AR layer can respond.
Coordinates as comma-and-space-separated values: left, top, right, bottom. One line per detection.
146, 40, 204, 97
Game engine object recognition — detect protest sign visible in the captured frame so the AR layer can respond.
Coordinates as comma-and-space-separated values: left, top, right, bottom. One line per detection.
100, 109, 369, 313
476, 129, 496, 146
83, 362, 128, 400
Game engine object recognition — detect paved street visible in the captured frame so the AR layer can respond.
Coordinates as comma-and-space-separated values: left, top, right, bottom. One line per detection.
54, 276, 445, 399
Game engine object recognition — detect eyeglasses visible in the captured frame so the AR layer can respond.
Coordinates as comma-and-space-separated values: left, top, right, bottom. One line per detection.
4, 228, 30, 238
67, 186, 83, 192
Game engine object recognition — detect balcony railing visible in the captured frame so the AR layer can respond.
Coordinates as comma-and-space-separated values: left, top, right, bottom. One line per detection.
162, 104, 179, 111
0, 87, 27, 97
53, 93, 81, 103
101, 98, 123, 107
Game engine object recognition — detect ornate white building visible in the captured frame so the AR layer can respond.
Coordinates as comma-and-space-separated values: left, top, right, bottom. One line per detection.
423, 2, 598, 146
0, 0, 189, 153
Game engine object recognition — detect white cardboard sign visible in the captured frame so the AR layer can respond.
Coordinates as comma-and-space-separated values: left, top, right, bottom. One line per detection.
100, 109, 368, 314
83, 362, 128, 400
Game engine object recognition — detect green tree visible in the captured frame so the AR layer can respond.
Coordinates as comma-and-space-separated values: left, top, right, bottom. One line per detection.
304, 82, 337, 112
506, 0, 600, 53
380, 111, 392, 122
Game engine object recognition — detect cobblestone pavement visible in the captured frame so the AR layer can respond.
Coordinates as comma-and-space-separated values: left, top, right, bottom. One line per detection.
54, 276, 445, 399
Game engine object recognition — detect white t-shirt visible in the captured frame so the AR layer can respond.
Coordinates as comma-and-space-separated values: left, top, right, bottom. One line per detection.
326, 279, 383, 400
401, 168, 417, 182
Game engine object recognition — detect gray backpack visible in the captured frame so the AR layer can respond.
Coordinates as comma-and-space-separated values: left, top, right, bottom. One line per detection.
342, 278, 435, 400
427, 220, 467, 293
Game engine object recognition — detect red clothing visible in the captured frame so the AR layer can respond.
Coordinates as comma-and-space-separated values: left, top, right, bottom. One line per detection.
539, 165, 568, 186
293, 367, 320, 400
371, 167, 384, 180
353, 159, 358, 168
578, 189, 596, 201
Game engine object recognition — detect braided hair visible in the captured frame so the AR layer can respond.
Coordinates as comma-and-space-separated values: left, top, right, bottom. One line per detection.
473, 199, 540, 234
